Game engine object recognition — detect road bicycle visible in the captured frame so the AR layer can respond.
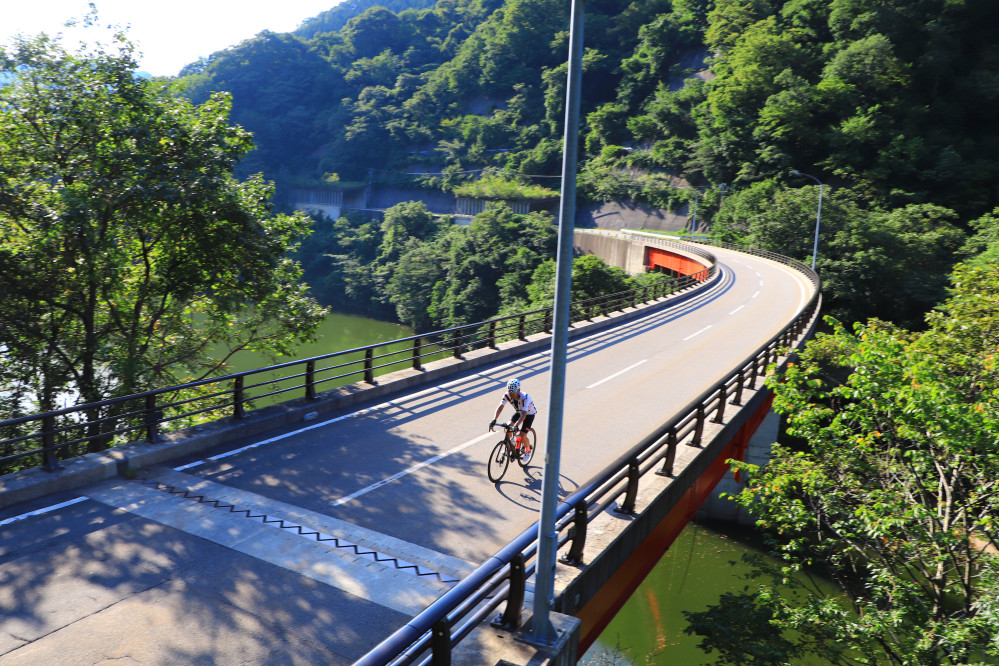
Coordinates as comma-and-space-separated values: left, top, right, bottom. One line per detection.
486, 422, 536, 482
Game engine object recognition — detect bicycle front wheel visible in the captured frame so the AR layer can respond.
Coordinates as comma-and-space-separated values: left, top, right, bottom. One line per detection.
517, 429, 536, 468
487, 440, 510, 482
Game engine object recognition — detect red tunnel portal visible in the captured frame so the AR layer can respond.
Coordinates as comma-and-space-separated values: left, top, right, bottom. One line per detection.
646, 246, 709, 279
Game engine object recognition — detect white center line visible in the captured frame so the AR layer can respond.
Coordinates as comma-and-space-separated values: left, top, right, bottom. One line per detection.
729, 304, 745, 315
331, 431, 495, 506
683, 325, 712, 341
586, 360, 648, 389
751, 290, 760, 299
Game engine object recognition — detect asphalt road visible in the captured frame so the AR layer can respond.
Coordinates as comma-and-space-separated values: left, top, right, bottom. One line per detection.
0, 246, 815, 664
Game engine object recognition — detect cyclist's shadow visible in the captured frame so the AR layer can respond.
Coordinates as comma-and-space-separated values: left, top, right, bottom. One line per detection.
493, 466, 578, 512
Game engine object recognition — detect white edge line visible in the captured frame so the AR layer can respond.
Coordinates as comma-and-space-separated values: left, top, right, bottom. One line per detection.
174, 371, 506, 471
0, 496, 89, 528
586, 359, 647, 389
682, 325, 712, 341
174, 278, 726, 473
331, 431, 495, 506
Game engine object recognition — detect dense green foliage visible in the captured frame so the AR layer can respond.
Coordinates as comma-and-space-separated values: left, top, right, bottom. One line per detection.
170, 0, 999, 329
299, 201, 659, 331
452, 174, 558, 200
0, 32, 325, 429
176, 0, 999, 214
684, 241, 999, 662
714, 183, 970, 328
294, 0, 442, 40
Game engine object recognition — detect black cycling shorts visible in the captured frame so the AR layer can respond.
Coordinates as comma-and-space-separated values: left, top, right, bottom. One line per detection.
514, 412, 535, 432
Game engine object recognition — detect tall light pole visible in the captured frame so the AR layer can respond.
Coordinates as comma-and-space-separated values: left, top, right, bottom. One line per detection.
689, 189, 700, 234
529, 0, 584, 647
790, 170, 823, 272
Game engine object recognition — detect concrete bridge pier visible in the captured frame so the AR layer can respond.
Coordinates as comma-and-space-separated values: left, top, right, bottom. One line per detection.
700, 406, 780, 525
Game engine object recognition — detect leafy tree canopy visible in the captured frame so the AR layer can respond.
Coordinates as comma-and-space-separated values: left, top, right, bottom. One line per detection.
685, 262, 999, 664
0, 30, 326, 430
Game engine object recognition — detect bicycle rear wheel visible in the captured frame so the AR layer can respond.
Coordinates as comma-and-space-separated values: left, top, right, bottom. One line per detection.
517, 428, 536, 468
487, 440, 510, 482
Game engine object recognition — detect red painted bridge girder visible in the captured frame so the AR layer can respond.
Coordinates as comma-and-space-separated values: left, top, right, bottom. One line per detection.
646, 246, 709, 278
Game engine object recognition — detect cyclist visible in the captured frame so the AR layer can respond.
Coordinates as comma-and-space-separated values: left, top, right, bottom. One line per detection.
489, 378, 537, 451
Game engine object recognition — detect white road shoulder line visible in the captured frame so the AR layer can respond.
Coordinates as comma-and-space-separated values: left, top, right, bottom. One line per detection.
0, 496, 89, 527
331, 431, 494, 506
586, 360, 647, 389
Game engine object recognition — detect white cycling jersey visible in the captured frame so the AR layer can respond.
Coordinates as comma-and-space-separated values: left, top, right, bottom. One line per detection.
500, 390, 537, 415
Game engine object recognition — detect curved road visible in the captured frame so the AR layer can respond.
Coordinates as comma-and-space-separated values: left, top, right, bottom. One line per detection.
0, 245, 815, 665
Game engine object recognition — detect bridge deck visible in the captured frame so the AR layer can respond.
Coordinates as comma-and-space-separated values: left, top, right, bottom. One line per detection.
0, 245, 816, 664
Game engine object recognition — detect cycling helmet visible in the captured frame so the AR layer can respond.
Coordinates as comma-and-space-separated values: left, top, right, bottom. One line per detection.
506, 378, 521, 393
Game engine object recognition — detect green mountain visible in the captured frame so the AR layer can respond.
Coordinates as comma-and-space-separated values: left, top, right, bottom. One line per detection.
177, 0, 999, 214
295, 0, 441, 39
174, 0, 999, 327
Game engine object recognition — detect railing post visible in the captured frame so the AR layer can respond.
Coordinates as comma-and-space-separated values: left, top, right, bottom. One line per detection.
452, 328, 463, 359
692, 404, 706, 447
41, 414, 61, 472
305, 361, 316, 400
712, 381, 727, 423
518, 315, 526, 341
412, 336, 422, 370
234, 376, 246, 420
488, 321, 497, 349
656, 428, 678, 477
145, 394, 160, 442
364, 348, 374, 383
544, 309, 553, 333
431, 619, 451, 666
615, 459, 640, 515
493, 553, 526, 630
731, 368, 745, 406
748, 355, 760, 389
559, 501, 588, 566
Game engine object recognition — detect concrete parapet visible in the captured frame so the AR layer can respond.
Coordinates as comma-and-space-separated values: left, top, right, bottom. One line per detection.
455, 612, 581, 666
574, 229, 711, 276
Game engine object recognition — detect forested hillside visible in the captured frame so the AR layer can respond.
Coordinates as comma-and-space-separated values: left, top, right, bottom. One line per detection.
178, 0, 999, 211
174, 0, 999, 329
4, 9, 998, 659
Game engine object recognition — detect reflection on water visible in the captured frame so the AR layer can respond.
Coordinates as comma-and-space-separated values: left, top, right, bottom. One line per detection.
219, 312, 413, 374
584, 518, 839, 665
211, 313, 417, 407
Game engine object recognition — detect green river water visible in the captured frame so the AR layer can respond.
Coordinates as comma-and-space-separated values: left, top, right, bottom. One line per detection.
584, 519, 791, 665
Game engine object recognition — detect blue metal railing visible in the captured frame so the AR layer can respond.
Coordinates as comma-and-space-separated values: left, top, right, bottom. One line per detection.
355, 243, 820, 665
0, 239, 716, 475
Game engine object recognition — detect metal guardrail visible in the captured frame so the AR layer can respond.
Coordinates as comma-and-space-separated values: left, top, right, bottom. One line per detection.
0, 238, 715, 476
355, 242, 821, 665
0, 237, 817, 665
